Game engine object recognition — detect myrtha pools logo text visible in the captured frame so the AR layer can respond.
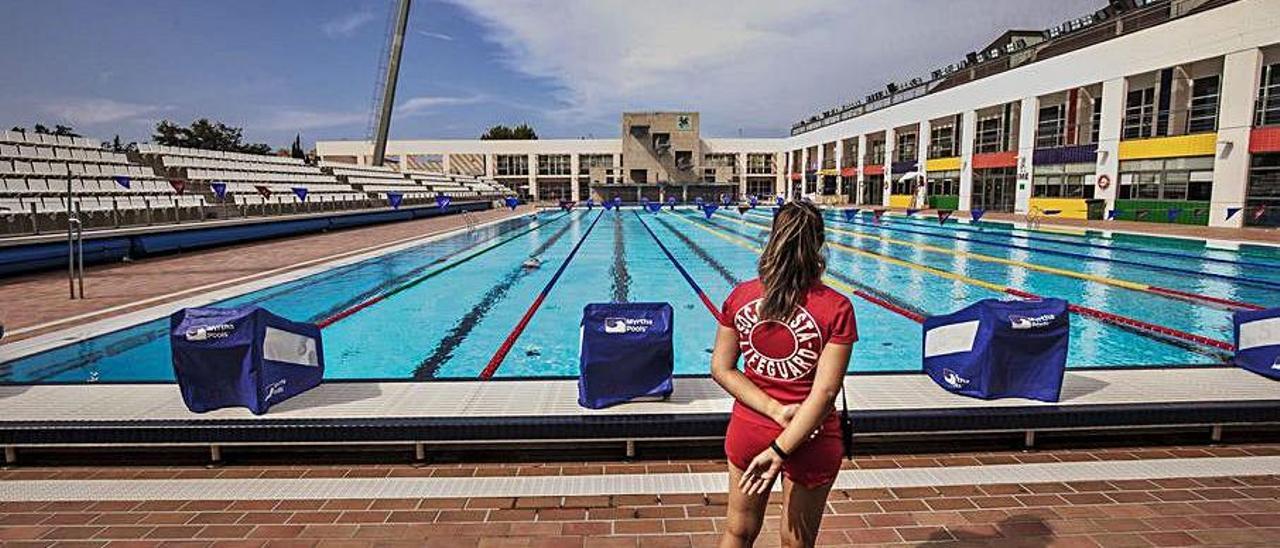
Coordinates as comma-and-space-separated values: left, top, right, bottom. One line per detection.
604, 317, 653, 334
1009, 314, 1056, 330
185, 323, 235, 341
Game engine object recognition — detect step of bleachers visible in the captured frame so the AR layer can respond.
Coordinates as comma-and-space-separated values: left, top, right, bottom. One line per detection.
1, 133, 187, 219
2, 134, 502, 236
1, 130, 102, 151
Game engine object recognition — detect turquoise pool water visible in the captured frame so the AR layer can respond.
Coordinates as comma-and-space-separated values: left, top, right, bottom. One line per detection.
5, 206, 1280, 383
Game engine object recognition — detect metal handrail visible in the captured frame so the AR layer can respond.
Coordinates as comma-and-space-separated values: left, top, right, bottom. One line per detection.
67, 216, 84, 299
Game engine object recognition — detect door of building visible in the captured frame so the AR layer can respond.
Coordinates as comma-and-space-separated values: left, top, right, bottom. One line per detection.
973, 168, 1016, 212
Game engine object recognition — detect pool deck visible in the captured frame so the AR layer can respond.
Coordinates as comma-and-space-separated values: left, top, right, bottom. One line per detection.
0, 445, 1277, 546
0, 205, 531, 343
0, 368, 1276, 453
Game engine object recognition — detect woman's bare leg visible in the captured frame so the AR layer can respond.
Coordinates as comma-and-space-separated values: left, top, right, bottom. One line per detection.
719, 463, 772, 548
778, 477, 834, 548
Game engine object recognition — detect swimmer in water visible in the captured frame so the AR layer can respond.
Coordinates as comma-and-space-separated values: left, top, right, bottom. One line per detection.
522, 257, 542, 269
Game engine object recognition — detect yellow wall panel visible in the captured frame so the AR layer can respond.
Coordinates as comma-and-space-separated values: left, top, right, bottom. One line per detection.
889, 194, 913, 208
1117, 133, 1217, 160
925, 157, 961, 172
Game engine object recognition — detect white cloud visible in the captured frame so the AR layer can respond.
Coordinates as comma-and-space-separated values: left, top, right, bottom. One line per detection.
260, 108, 367, 131
443, 0, 1099, 136
396, 95, 484, 116
322, 9, 378, 38
416, 30, 454, 41
42, 98, 170, 125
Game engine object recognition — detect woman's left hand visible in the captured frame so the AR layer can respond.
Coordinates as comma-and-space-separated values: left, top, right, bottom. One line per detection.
738, 448, 784, 496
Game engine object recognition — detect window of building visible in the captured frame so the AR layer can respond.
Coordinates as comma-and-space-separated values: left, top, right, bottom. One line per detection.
894, 132, 917, 162
840, 139, 858, 167
495, 154, 528, 176
747, 153, 774, 174
1256, 63, 1280, 127
975, 116, 1004, 153
805, 146, 819, 170
821, 143, 837, 169
929, 125, 956, 158
1090, 96, 1103, 144
746, 177, 775, 198
891, 173, 917, 195
1187, 75, 1220, 134
1118, 157, 1214, 201
537, 154, 571, 176
927, 171, 960, 196
652, 133, 670, 153
1036, 104, 1066, 149
705, 153, 736, 168
1124, 87, 1156, 139
674, 150, 693, 170
1246, 153, 1280, 226
578, 154, 613, 175
629, 169, 647, 184
867, 141, 886, 165
1033, 164, 1096, 199
861, 174, 885, 205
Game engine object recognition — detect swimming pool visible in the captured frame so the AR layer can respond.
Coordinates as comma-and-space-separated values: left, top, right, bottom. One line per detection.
4, 206, 1280, 383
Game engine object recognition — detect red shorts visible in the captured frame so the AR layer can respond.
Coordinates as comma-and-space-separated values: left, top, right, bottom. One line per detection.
724, 414, 842, 489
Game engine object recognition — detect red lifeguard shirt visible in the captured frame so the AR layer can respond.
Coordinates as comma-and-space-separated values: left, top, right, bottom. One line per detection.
719, 279, 857, 428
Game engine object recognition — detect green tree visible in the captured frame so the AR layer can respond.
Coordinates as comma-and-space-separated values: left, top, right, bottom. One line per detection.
103, 135, 138, 153
480, 123, 538, 140
152, 118, 272, 154
290, 134, 305, 159
11, 124, 81, 137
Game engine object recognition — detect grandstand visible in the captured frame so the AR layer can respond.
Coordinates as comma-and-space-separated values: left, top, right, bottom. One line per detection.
322, 161, 432, 204
138, 144, 367, 213
1, 131, 199, 234
0, 134, 510, 237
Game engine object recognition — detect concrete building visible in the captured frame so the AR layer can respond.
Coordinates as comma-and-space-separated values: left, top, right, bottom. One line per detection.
318, 0, 1280, 228
316, 112, 786, 205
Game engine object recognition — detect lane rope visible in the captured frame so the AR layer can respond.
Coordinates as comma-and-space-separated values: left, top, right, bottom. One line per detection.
479, 210, 606, 379
710, 210, 1232, 353
667, 212, 925, 324
632, 211, 721, 322
829, 213, 1280, 293
752, 212, 1265, 311
315, 213, 566, 329
877, 210, 1280, 270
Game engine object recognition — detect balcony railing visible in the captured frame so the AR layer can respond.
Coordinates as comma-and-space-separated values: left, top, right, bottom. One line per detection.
790, 0, 1189, 135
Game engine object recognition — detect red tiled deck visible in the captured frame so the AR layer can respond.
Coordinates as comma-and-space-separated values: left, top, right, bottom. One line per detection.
0, 476, 1276, 546
1, 444, 1278, 547
0, 206, 527, 342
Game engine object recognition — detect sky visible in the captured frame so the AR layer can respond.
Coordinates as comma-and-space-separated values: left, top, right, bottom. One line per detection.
0, 0, 1100, 149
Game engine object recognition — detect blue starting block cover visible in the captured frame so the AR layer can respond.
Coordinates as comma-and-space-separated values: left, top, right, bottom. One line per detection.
170, 305, 324, 415
1233, 307, 1280, 380
579, 302, 674, 409
922, 298, 1069, 402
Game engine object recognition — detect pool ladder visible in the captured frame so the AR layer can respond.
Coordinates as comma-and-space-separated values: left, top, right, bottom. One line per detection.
67, 207, 85, 300
462, 211, 479, 231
